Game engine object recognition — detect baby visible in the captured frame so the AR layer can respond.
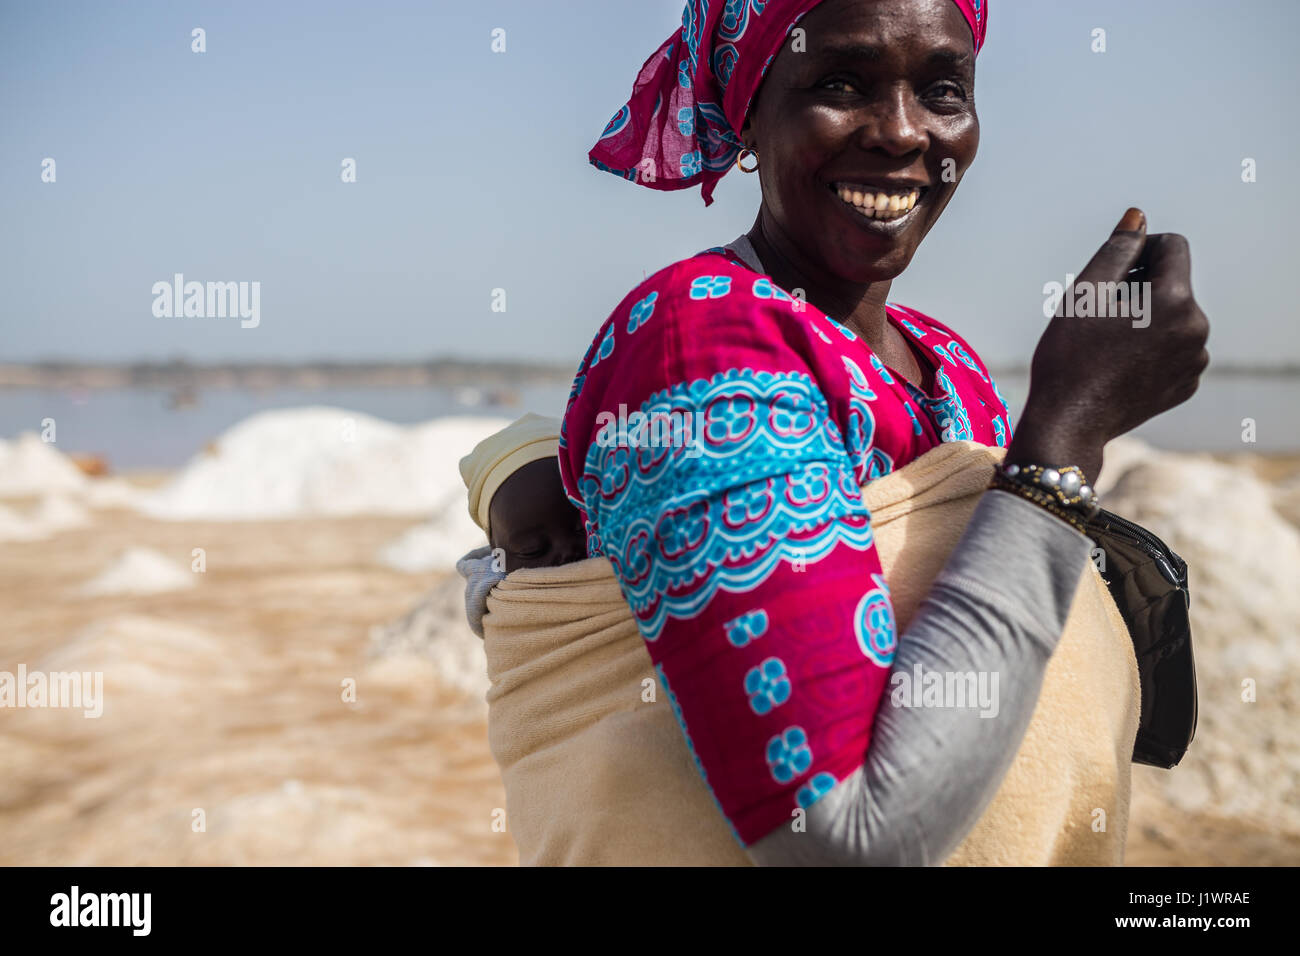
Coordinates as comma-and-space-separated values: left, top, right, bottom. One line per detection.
456, 413, 587, 636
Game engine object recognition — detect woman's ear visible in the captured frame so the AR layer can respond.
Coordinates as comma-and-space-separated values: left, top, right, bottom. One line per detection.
739, 117, 755, 152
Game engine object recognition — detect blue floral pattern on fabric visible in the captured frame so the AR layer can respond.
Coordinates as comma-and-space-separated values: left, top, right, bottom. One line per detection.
598, 105, 631, 140
825, 317, 857, 341
588, 325, 616, 370
627, 291, 659, 334
751, 277, 794, 303
579, 368, 874, 640
907, 368, 973, 443
991, 375, 1011, 414
947, 341, 987, 382
689, 275, 733, 299
725, 609, 768, 647
563, 328, 605, 417
840, 356, 894, 482
796, 771, 837, 810
869, 353, 895, 385
903, 401, 923, 436
681, 0, 704, 71
568, 374, 586, 405
591, 158, 637, 182
745, 656, 792, 715
697, 101, 744, 171
767, 726, 813, 784
854, 572, 897, 666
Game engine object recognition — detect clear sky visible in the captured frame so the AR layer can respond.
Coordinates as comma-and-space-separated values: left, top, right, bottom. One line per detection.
1, 0, 1296, 367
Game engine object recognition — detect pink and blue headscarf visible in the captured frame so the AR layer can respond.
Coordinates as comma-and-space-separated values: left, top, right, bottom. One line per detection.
590, 0, 988, 206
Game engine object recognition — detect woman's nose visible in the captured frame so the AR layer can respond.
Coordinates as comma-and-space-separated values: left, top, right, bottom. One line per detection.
856, 88, 929, 157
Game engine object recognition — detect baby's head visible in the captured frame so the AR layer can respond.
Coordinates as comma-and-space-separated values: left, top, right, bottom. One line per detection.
459, 413, 587, 572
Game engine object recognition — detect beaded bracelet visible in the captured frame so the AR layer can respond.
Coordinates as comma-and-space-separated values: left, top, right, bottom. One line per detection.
987, 471, 1092, 534
997, 462, 1101, 519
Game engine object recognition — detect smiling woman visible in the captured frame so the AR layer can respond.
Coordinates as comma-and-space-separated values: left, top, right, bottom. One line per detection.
548, 0, 1210, 866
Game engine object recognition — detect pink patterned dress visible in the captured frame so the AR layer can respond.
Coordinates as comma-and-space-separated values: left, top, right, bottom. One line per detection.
559, 244, 1012, 846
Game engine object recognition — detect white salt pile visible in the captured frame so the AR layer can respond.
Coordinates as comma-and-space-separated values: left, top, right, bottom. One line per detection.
0, 431, 142, 527
0, 503, 44, 543
1273, 471, 1300, 530
138, 408, 510, 521
1103, 454, 1300, 836
0, 494, 92, 542
35, 615, 245, 708
376, 492, 487, 573
80, 548, 196, 597
1094, 435, 1157, 495
368, 574, 489, 704
0, 432, 89, 498
31, 493, 91, 533
82, 477, 144, 511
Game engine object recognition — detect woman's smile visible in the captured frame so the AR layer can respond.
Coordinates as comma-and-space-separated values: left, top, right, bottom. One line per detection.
828, 181, 929, 233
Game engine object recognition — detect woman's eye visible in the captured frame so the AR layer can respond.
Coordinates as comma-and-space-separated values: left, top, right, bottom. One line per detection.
819, 76, 858, 94
927, 81, 968, 101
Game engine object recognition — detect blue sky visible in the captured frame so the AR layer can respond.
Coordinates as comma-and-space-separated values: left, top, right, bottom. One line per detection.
1, 0, 1296, 366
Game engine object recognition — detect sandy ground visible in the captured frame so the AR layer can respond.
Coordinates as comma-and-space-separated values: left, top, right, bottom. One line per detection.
0, 498, 516, 866
2, 459, 1297, 866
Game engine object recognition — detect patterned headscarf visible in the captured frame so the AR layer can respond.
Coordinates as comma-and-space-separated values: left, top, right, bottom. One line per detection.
589, 0, 988, 206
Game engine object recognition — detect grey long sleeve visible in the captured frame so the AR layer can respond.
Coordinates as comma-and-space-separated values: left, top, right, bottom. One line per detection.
746, 488, 1094, 866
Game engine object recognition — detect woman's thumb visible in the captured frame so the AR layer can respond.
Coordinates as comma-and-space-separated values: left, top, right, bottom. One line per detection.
1076, 207, 1148, 285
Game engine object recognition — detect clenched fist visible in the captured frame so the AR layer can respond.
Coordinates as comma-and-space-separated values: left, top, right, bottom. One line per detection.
1007, 208, 1211, 481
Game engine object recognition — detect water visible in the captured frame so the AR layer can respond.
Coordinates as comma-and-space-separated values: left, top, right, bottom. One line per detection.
0, 385, 573, 470
994, 373, 1298, 456
1, 375, 1295, 471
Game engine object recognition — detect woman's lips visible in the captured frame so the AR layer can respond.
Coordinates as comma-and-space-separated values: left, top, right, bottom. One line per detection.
829, 182, 926, 223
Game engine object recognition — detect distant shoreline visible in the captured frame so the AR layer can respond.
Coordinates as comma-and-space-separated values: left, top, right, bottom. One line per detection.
2, 359, 1296, 390
0, 360, 575, 390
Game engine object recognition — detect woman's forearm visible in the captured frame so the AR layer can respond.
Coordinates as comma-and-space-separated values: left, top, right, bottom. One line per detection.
1004, 395, 1106, 481
746, 489, 1093, 866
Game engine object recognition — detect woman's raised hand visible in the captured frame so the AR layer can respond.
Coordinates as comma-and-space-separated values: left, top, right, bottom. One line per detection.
1007, 208, 1211, 481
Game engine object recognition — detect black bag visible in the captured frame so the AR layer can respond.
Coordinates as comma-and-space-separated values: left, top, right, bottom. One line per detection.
1084, 508, 1197, 768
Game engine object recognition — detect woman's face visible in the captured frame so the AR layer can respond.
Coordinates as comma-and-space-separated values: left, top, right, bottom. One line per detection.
744, 0, 979, 283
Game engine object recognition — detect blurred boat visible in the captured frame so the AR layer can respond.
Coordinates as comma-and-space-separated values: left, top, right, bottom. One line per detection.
69, 453, 110, 477
166, 386, 198, 410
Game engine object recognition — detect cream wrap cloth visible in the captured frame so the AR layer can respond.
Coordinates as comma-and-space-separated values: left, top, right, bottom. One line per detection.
482, 441, 1140, 866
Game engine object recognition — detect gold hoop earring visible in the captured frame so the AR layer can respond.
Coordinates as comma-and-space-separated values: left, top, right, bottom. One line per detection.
736, 148, 760, 173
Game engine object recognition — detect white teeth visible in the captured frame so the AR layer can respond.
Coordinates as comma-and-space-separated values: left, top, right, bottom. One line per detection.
833, 184, 922, 221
